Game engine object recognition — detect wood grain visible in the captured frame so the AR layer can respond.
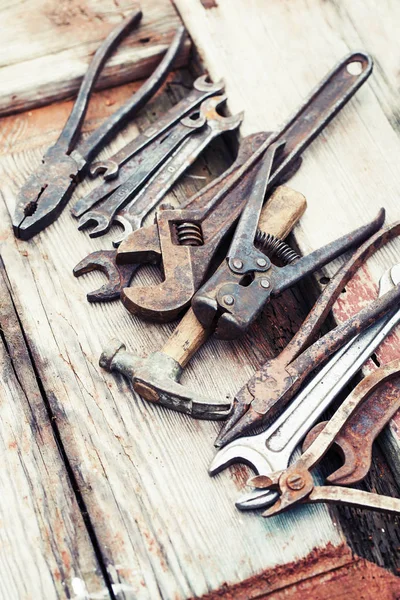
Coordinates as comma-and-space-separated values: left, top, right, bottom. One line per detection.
0, 263, 108, 599
0, 0, 190, 116
0, 75, 344, 598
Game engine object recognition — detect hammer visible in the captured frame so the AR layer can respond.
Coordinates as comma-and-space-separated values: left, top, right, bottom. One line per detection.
100, 185, 307, 419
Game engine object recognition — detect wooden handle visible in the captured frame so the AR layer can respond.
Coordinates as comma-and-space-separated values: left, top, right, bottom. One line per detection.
162, 185, 307, 368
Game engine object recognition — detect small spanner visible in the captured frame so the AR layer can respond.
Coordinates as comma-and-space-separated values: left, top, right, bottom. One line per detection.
89, 75, 224, 180
77, 110, 208, 237
73, 130, 258, 303
209, 264, 400, 511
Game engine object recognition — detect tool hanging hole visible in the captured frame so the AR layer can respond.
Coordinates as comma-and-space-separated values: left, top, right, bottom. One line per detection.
346, 61, 363, 76
320, 276, 330, 285
176, 222, 204, 246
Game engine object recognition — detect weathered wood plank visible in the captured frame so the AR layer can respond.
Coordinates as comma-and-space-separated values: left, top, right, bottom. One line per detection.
0, 74, 346, 598
0, 0, 190, 116
0, 263, 109, 599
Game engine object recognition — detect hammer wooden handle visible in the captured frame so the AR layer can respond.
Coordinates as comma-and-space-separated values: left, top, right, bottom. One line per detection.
162, 185, 307, 368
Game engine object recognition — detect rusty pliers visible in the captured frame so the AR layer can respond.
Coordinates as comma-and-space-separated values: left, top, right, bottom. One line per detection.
215, 217, 400, 447
249, 358, 400, 518
12, 11, 186, 239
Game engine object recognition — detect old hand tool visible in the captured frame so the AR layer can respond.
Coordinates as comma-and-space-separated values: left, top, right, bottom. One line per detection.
249, 358, 400, 517
302, 369, 400, 486
216, 217, 400, 448
12, 12, 186, 240
209, 264, 400, 510
117, 52, 372, 321
89, 75, 224, 181
73, 128, 255, 303
77, 109, 208, 237
99, 187, 306, 416
71, 77, 225, 218
192, 190, 384, 341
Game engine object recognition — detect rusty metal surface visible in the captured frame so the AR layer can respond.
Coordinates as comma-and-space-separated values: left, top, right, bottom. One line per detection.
216, 220, 400, 447
249, 359, 400, 518
302, 375, 400, 486
89, 75, 225, 181
118, 52, 373, 322
99, 339, 231, 419
12, 15, 185, 240
77, 110, 207, 237
74, 129, 258, 303
73, 250, 138, 302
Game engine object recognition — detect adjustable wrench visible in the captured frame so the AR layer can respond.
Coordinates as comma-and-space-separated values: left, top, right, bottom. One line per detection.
209, 264, 400, 510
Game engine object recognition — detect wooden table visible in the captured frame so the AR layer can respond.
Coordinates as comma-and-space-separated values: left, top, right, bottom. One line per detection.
0, 1, 399, 598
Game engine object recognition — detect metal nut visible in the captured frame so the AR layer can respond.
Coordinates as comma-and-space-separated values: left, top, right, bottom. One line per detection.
287, 473, 305, 491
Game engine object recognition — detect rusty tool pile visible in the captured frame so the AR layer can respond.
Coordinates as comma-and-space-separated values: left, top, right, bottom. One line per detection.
13, 10, 400, 520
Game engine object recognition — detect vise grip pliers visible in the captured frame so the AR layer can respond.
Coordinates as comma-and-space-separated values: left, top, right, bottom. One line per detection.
12, 11, 186, 239
116, 52, 373, 321
210, 263, 400, 510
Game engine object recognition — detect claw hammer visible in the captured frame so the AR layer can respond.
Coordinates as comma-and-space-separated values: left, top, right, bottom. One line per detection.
100, 185, 306, 418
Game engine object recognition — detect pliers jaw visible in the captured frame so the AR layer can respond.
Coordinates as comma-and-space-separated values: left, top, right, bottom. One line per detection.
13, 145, 85, 240
248, 467, 314, 517
192, 260, 277, 339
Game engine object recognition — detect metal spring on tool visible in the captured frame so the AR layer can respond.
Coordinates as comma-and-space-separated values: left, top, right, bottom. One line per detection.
255, 230, 299, 265
176, 222, 204, 246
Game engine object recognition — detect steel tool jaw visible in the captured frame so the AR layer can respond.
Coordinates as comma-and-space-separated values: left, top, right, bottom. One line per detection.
13, 146, 85, 240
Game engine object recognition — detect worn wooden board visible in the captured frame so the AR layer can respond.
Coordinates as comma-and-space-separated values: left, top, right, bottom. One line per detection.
0, 72, 350, 598
174, 0, 400, 555
0, 0, 190, 116
0, 263, 109, 599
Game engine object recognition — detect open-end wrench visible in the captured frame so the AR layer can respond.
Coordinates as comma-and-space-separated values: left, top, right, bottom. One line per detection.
302, 373, 400, 485
89, 75, 224, 180
111, 96, 243, 247
209, 264, 400, 510
77, 112, 207, 237
73, 130, 260, 303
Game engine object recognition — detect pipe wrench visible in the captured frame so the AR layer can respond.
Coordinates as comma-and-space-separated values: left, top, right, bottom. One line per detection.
116, 52, 373, 322
12, 13, 186, 240
209, 263, 400, 511
248, 358, 400, 517
71, 76, 225, 217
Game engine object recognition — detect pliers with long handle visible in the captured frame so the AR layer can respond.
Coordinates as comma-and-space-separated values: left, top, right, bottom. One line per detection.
12, 11, 186, 240
215, 217, 400, 447
209, 264, 400, 510
250, 357, 400, 518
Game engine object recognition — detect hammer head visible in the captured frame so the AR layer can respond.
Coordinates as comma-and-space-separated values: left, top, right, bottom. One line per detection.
100, 339, 231, 419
